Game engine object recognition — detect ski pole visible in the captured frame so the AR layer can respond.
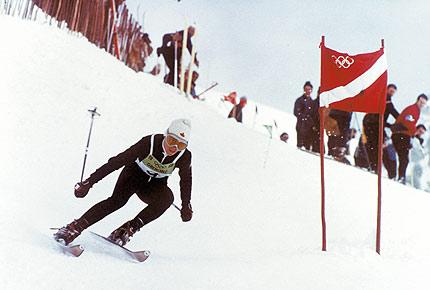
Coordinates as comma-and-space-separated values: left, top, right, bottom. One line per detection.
172, 203, 181, 211
80, 107, 101, 182
196, 82, 218, 99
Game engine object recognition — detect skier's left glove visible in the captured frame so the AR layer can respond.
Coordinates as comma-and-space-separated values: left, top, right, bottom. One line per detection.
74, 179, 93, 198
181, 202, 193, 222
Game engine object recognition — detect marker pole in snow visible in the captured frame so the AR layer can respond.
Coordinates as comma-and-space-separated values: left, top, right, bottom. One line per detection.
186, 26, 197, 97
80, 107, 101, 182
179, 23, 189, 93
174, 36, 178, 88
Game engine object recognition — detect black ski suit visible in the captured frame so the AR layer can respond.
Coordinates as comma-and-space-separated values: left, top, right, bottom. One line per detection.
80, 134, 192, 230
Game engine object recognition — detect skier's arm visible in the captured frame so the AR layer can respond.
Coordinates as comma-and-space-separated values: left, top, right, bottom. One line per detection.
87, 137, 149, 185
391, 104, 400, 120
178, 150, 192, 204
386, 103, 400, 127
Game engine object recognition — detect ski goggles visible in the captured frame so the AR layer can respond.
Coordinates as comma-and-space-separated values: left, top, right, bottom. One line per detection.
165, 134, 188, 151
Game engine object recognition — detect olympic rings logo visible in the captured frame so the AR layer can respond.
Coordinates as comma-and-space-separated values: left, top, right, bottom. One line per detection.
332, 55, 354, 69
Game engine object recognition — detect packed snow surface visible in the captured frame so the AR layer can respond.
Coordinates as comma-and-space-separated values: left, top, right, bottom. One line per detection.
2, 15, 430, 290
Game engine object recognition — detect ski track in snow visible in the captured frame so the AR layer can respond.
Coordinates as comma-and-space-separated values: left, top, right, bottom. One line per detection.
1, 15, 430, 290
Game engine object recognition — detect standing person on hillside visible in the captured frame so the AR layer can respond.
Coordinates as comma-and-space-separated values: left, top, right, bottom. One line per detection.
383, 84, 400, 128
294, 81, 315, 150
54, 119, 194, 246
228, 96, 247, 123
362, 84, 400, 173
157, 26, 199, 86
362, 113, 379, 172
383, 84, 400, 178
409, 124, 427, 188
391, 94, 428, 183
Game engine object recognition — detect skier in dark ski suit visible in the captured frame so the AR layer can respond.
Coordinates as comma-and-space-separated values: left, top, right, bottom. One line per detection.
54, 119, 194, 246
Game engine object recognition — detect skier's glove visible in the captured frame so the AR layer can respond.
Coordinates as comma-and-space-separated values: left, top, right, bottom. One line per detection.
181, 202, 193, 222
74, 180, 92, 198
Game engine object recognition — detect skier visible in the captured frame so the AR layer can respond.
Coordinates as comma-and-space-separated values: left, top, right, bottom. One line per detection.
294, 81, 315, 150
157, 27, 198, 86
391, 94, 428, 183
54, 119, 194, 246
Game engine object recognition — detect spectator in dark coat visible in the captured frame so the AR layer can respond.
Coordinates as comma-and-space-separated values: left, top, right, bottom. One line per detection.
362, 113, 379, 172
157, 26, 198, 86
294, 81, 315, 150
361, 84, 400, 172
391, 94, 428, 183
228, 97, 247, 123
382, 84, 400, 177
384, 84, 400, 128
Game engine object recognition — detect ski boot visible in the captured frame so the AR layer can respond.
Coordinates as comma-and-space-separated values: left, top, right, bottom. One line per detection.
108, 219, 142, 246
54, 218, 89, 245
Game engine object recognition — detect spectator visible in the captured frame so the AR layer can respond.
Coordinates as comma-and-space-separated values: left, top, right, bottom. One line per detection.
414, 124, 427, 145
345, 128, 358, 161
280, 132, 289, 143
324, 109, 340, 156
294, 81, 315, 150
362, 84, 400, 172
382, 138, 397, 179
329, 109, 352, 156
224, 91, 237, 105
384, 84, 400, 128
409, 125, 427, 188
157, 26, 198, 86
228, 96, 247, 123
391, 94, 428, 183
355, 134, 371, 169
382, 84, 400, 177
362, 113, 379, 171
310, 88, 321, 153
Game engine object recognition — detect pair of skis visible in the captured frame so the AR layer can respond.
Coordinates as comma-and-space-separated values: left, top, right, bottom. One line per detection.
54, 231, 150, 263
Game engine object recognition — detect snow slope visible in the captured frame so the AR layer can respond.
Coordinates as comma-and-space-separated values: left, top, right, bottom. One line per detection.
2, 15, 430, 290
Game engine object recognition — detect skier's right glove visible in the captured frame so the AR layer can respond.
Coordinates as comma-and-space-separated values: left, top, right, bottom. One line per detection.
180, 202, 193, 222
74, 180, 92, 198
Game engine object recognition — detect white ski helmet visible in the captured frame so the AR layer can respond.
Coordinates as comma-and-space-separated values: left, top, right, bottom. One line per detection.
166, 119, 191, 143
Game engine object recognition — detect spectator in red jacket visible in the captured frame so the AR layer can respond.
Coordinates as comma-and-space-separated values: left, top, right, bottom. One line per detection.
228, 96, 247, 123
391, 94, 428, 183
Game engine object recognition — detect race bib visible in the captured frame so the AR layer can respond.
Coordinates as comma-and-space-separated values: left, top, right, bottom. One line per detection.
135, 155, 176, 179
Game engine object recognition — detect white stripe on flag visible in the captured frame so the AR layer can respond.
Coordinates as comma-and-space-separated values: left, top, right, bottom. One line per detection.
320, 53, 387, 107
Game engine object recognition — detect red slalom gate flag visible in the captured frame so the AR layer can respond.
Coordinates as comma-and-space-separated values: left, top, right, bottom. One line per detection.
320, 43, 388, 113
318, 37, 388, 255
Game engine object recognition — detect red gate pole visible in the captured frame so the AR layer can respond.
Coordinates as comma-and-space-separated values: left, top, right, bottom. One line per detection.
320, 107, 327, 251
376, 39, 385, 255
319, 35, 327, 251
376, 112, 384, 254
